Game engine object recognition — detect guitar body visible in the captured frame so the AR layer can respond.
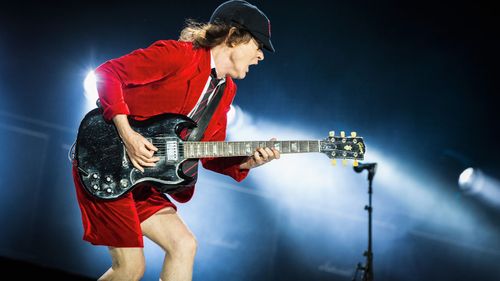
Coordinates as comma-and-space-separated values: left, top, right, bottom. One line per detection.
75, 108, 198, 200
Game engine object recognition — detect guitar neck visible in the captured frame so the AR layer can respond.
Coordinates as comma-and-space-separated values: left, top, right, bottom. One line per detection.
183, 140, 321, 158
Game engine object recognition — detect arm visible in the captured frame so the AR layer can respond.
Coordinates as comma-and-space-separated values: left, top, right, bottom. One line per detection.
95, 40, 192, 121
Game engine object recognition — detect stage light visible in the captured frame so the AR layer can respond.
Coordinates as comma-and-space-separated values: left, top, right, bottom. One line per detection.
83, 70, 98, 103
458, 167, 500, 208
458, 167, 477, 193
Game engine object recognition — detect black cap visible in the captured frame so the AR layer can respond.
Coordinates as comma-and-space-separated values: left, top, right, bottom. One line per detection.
210, 0, 275, 52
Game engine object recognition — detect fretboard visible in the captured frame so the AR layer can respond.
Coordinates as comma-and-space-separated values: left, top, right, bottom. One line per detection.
183, 140, 321, 158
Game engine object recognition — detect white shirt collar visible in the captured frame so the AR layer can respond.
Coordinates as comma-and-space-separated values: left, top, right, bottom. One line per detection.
210, 50, 225, 82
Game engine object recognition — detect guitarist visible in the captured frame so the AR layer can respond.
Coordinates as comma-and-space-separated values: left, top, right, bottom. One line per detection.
71, 1, 279, 280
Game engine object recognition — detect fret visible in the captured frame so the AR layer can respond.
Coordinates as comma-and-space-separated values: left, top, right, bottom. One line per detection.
273, 141, 281, 152
245, 142, 252, 155
282, 141, 289, 153
300, 141, 308, 152
314, 141, 320, 152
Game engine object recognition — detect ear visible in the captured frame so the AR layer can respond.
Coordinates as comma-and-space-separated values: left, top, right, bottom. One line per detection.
225, 27, 238, 48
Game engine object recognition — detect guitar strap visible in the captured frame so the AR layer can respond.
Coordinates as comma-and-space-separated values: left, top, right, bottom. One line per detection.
187, 83, 226, 141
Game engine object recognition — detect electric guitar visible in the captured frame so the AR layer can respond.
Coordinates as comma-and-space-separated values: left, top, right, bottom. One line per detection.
75, 108, 365, 200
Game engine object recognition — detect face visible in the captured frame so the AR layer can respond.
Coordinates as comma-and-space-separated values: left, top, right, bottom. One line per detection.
227, 38, 264, 79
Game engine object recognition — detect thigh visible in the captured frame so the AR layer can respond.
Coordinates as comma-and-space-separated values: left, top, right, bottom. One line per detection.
140, 207, 195, 252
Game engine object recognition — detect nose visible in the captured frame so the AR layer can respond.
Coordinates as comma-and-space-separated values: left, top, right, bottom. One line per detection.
257, 49, 264, 61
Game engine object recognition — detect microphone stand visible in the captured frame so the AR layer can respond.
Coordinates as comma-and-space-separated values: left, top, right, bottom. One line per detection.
352, 162, 377, 281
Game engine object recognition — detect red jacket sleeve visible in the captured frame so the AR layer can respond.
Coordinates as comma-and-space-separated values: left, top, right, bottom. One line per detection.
94, 40, 191, 121
200, 111, 250, 182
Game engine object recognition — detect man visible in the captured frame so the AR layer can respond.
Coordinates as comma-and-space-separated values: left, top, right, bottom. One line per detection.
71, 1, 279, 280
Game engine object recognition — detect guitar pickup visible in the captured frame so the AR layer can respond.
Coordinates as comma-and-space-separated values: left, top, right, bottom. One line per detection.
165, 140, 178, 161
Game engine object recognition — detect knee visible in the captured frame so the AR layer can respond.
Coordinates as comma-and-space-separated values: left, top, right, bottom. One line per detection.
168, 232, 197, 258
113, 255, 145, 280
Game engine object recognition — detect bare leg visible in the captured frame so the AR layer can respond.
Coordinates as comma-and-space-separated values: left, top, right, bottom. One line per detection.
98, 247, 145, 281
141, 207, 197, 281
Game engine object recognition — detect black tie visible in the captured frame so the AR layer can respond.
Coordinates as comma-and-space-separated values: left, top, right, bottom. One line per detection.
181, 68, 221, 178
190, 68, 221, 124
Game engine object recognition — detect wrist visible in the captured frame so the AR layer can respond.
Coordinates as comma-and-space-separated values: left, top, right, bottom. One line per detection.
112, 114, 134, 140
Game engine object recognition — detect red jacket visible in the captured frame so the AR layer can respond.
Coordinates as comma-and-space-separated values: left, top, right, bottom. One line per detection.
94, 40, 249, 203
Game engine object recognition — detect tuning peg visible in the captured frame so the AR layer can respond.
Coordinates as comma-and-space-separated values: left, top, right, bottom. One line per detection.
329, 131, 335, 137
331, 159, 337, 166
340, 131, 345, 138
351, 132, 357, 137
342, 159, 347, 166
353, 159, 359, 167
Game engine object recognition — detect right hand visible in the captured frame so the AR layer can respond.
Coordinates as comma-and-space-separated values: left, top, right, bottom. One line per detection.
121, 130, 160, 172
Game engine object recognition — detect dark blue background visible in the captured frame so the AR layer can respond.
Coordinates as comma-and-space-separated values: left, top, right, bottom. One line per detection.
1, 1, 498, 280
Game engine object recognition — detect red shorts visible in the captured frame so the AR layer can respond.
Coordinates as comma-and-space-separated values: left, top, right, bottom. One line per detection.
72, 166, 176, 247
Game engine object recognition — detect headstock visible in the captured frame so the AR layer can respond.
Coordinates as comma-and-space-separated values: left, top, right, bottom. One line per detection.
320, 131, 365, 166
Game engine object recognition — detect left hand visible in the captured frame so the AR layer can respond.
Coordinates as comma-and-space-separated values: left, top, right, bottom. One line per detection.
239, 138, 280, 170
